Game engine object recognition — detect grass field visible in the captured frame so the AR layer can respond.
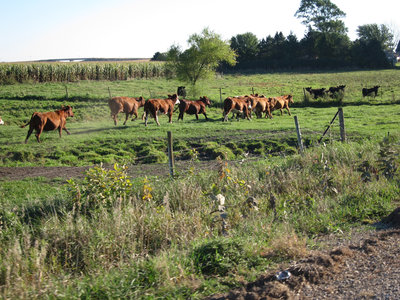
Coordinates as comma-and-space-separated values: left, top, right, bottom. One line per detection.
0, 68, 399, 299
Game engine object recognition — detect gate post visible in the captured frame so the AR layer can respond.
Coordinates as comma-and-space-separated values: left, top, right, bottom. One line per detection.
338, 108, 346, 142
167, 131, 175, 177
294, 116, 304, 154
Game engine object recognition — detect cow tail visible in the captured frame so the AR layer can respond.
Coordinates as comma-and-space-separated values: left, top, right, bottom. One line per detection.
20, 112, 37, 128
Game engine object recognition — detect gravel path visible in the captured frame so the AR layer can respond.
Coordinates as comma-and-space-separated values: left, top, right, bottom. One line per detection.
207, 222, 400, 300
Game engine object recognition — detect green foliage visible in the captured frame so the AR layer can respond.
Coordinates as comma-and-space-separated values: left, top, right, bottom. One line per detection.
230, 32, 259, 63
377, 135, 399, 179
166, 28, 236, 86
0, 61, 166, 85
357, 24, 394, 51
68, 163, 132, 212
191, 238, 249, 276
295, 0, 347, 34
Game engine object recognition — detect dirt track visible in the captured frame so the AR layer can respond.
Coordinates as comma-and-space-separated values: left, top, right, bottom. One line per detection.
207, 225, 400, 299
0, 160, 222, 181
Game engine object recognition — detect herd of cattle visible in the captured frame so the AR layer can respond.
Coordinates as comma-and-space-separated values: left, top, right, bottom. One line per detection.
15, 84, 380, 143
304, 85, 381, 99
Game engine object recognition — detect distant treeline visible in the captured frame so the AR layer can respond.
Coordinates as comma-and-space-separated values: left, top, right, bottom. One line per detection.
0, 61, 166, 84
228, 32, 393, 71
152, 31, 396, 72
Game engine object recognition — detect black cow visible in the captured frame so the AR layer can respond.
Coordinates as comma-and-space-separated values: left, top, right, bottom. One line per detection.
177, 86, 186, 98
305, 87, 327, 99
328, 85, 346, 94
362, 86, 380, 97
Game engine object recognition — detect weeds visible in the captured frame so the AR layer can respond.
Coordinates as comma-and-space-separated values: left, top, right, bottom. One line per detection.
0, 139, 399, 299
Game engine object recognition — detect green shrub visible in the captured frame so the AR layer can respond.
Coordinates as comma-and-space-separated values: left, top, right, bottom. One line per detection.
68, 163, 133, 213
191, 238, 247, 276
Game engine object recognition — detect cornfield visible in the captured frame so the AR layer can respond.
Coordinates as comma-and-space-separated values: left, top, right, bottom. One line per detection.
0, 61, 167, 84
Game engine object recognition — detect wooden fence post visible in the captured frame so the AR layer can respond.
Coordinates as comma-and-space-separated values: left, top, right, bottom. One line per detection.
338, 107, 346, 142
294, 116, 304, 154
219, 88, 222, 104
108, 87, 112, 99
167, 131, 175, 177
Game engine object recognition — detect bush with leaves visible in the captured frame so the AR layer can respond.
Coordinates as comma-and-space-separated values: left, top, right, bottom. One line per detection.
68, 163, 133, 213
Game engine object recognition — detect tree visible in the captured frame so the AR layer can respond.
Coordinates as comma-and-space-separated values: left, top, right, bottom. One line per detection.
166, 28, 236, 86
295, 0, 347, 34
230, 32, 259, 63
356, 24, 394, 51
151, 52, 167, 61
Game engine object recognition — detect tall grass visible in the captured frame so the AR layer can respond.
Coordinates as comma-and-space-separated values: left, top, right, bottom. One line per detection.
0, 61, 166, 84
0, 138, 398, 299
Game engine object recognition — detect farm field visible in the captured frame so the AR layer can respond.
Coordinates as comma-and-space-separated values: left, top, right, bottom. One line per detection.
0, 68, 400, 299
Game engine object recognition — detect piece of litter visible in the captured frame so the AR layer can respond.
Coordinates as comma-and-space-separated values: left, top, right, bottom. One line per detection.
276, 270, 291, 280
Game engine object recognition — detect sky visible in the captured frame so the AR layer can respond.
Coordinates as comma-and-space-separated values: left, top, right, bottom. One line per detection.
1, 0, 399, 62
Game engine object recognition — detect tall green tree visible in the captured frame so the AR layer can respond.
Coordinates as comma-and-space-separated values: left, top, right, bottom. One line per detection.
166, 28, 236, 86
230, 32, 259, 63
356, 24, 394, 51
295, 0, 347, 34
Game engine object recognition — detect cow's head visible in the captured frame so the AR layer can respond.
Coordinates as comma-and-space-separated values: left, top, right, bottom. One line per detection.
62, 105, 74, 117
168, 93, 180, 105
286, 94, 294, 104
245, 97, 252, 109
200, 96, 211, 106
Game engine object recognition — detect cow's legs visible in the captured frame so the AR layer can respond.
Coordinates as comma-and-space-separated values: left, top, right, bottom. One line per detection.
154, 112, 160, 126
63, 127, 71, 135
178, 111, 184, 121
24, 126, 34, 144
36, 128, 43, 143
123, 113, 129, 125
111, 113, 118, 126
168, 112, 173, 124
195, 113, 199, 120
285, 105, 291, 116
223, 109, 230, 122
203, 113, 208, 120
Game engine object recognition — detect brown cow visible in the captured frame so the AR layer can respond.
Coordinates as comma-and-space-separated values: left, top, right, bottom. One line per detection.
253, 96, 273, 119
177, 96, 211, 121
269, 94, 293, 116
144, 94, 180, 126
223, 96, 252, 122
20, 105, 74, 143
108, 96, 146, 125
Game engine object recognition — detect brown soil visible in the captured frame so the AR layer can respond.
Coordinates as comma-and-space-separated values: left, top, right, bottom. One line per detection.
207, 224, 400, 300
0, 160, 223, 181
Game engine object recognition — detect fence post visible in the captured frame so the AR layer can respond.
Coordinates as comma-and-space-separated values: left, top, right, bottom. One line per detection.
167, 131, 175, 177
338, 107, 346, 142
108, 87, 112, 99
219, 88, 222, 104
65, 85, 69, 99
294, 116, 304, 154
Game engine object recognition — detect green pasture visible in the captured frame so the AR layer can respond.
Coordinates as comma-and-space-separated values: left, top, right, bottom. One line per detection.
0, 68, 400, 299
0, 69, 399, 167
